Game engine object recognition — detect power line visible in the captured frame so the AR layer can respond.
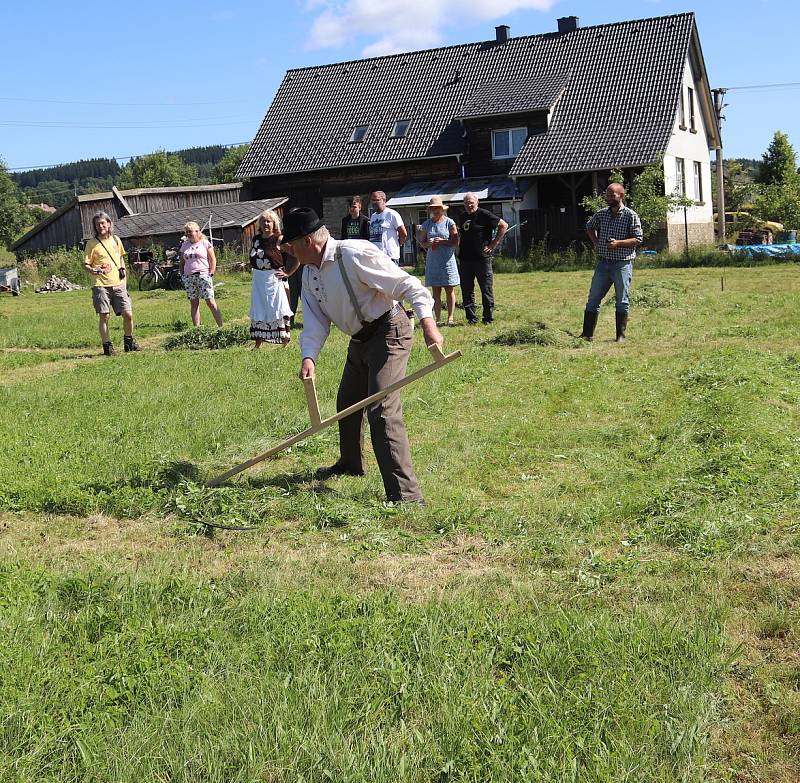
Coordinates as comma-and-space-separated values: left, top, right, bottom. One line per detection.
1, 120, 255, 130
0, 115, 248, 128
0, 96, 252, 107
722, 81, 800, 91
7, 141, 250, 171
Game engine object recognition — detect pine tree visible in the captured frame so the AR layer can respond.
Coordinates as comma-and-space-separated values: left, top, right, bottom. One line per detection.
753, 131, 800, 227
756, 131, 800, 186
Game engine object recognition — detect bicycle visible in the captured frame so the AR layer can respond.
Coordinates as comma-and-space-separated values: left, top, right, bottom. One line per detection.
138, 249, 183, 291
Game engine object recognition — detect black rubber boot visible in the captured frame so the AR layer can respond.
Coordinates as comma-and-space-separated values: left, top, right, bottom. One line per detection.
615, 311, 628, 343
123, 335, 140, 352
102, 341, 115, 356
579, 310, 598, 341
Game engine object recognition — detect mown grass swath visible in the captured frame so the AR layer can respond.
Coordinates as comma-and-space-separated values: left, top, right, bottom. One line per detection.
0, 264, 798, 781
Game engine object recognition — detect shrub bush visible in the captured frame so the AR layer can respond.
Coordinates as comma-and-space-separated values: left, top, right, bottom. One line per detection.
19, 247, 87, 286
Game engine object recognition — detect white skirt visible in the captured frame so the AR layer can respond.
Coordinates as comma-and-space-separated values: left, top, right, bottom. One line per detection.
250, 268, 293, 323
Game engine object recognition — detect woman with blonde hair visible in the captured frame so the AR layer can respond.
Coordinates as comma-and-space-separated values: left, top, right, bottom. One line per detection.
418, 196, 459, 325
179, 221, 223, 327
249, 209, 297, 346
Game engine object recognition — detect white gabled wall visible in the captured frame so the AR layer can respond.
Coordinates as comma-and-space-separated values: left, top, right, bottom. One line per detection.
663, 57, 715, 247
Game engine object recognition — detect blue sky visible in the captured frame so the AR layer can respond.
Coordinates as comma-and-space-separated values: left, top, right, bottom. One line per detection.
1, 0, 798, 174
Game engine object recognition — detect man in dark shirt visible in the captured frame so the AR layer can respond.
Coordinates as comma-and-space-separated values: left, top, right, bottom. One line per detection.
457, 192, 508, 324
579, 183, 643, 343
340, 195, 370, 241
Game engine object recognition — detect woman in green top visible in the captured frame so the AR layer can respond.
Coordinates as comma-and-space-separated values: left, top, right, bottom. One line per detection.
83, 211, 139, 356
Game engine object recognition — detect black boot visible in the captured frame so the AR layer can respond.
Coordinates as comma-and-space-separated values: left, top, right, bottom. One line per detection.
102, 341, 115, 356
615, 311, 628, 343
124, 335, 140, 352
579, 310, 598, 341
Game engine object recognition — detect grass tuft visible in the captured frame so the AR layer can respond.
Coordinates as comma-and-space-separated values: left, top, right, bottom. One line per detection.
163, 324, 250, 350
488, 321, 584, 348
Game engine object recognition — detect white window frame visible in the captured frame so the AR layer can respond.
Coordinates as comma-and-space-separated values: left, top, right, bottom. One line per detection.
687, 87, 696, 132
491, 127, 528, 159
390, 119, 411, 138
679, 89, 686, 128
693, 161, 703, 203
675, 157, 686, 197
350, 125, 368, 143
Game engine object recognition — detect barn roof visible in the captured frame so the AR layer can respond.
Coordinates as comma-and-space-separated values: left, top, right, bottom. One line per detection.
239, 12, 718, 180
114, 198, 287, 238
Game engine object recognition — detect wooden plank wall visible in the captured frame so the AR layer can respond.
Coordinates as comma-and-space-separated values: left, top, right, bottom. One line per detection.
125, 187, 243, 215
79, 198, 121, 239
15, 205, 85, 254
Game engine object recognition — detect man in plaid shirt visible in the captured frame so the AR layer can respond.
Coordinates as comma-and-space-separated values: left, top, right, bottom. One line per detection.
579, 183, 643, 343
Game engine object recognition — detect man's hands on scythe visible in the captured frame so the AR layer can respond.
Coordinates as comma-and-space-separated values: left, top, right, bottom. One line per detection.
299, 316, 444, 380
419, 316, 444, 353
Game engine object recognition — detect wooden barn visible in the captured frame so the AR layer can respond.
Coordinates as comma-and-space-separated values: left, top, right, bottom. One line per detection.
114, 197, 287, 250
10, 183, 285, 256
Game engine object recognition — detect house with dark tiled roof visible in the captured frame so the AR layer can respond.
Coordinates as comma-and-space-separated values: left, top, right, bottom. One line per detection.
240, 12, 721, 255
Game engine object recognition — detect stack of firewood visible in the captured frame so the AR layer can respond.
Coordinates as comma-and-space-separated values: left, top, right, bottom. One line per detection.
35, 276, 83, 293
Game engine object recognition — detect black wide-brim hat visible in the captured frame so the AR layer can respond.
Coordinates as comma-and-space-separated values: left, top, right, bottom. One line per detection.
282, 207, 325, 243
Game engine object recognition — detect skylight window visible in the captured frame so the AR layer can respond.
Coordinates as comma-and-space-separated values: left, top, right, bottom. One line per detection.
350, 125, 368, 143
391, 119, 411, 138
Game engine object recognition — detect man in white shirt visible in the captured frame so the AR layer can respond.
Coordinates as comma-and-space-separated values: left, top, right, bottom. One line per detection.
282, 207, 442, 504
369, 190, 407, 265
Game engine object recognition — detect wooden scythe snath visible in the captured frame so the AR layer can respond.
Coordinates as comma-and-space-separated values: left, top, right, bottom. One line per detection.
206, 343, 462, 487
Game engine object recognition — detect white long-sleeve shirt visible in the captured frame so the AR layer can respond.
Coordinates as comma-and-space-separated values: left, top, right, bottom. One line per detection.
299, 238, 434, 362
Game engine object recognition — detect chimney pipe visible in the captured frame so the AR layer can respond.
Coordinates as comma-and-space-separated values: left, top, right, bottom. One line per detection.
557, 16, 579, 34
495, 25, 510, 44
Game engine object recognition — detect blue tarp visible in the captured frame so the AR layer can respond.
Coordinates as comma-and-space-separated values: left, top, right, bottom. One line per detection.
730, 243, 800, 258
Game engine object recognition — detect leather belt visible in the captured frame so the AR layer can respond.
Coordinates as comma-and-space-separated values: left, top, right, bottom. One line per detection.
351, 303, 403, 343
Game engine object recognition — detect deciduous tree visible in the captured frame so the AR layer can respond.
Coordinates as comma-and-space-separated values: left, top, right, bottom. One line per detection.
0, 159, 31, 246
213, 144, 250, 184
117, 150, 197, 189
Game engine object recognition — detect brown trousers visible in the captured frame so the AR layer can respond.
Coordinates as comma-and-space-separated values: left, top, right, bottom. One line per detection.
336, 309, 423, 502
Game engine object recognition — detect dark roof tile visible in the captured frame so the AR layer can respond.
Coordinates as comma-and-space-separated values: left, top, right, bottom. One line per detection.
239, 13, 697, 179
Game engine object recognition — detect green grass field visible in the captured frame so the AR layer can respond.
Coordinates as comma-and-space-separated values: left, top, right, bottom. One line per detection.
1, 266, 798, 781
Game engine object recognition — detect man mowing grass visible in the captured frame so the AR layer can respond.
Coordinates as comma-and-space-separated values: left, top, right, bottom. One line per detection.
282, 207, 442, 506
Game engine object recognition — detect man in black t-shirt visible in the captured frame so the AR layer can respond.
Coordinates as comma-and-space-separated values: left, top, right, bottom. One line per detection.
340, 195, 371, 241
457, 192, 508, 324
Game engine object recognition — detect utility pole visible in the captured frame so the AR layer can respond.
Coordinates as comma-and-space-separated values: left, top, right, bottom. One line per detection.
712, 88, 727, 242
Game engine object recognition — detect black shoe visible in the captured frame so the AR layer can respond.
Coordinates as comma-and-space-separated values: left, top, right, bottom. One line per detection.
102, 341, 115, 356
580, 311, 598, 341
615, 311, 628, 343
482, 320, 493, 325
123, 335, 140, 352
315, 463, 365, 480
467, 319, 478, 325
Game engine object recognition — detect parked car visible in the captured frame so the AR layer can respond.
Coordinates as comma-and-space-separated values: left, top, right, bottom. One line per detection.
714, 211, 783, 233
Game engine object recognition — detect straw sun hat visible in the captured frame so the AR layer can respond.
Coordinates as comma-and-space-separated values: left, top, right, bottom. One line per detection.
426, 196, 449, 211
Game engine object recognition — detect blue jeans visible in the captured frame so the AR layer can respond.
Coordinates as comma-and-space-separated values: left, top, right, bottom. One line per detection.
585, 259, 633, 314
